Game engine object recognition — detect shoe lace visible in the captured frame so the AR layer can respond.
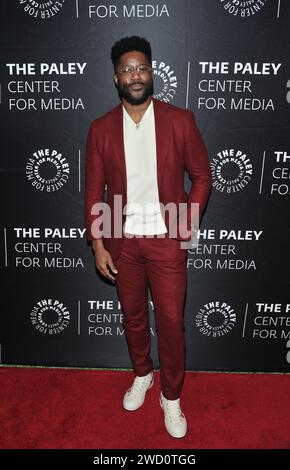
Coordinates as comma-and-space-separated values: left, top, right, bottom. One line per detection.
163, 398, 185, 423
129, 375, 151, 394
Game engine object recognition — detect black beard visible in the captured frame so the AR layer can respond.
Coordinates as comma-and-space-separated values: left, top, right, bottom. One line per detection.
117, 80, 154, 105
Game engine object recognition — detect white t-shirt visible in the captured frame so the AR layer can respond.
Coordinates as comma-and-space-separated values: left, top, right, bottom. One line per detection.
122, 100, 167, 235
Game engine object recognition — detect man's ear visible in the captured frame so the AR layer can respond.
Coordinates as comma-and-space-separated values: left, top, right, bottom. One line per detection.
113, 74, 118, 85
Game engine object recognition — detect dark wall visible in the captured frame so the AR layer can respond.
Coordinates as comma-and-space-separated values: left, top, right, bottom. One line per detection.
1, 0, 290, 371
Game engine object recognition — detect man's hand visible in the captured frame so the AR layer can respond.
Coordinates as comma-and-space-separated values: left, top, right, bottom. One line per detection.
92, 240, 118, 283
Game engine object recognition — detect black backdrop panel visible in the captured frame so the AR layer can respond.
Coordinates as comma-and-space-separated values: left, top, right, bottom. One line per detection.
0, 0, 289, 371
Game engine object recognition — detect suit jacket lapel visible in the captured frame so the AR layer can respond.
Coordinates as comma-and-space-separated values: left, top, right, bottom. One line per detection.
111, 102, 127, 193
152, 97, 170, 196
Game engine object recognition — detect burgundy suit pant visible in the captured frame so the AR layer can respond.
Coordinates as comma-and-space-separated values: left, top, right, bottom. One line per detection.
114, 233, 188, 400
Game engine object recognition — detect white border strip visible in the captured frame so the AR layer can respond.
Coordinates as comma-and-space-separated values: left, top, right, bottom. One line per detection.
277, 0, 281, 18
242, 303, 249, 338
4, 227, 8, 267
78, 300, 81, 335
78, 149, 81, 192
259, 150, 266, 195
186, 61, 191, 109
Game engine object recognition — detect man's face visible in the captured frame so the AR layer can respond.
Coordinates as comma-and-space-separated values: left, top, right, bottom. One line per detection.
114, 51, 153, 105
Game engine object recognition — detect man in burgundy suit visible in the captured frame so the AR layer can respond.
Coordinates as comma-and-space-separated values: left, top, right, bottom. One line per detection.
85, 36, 212, 438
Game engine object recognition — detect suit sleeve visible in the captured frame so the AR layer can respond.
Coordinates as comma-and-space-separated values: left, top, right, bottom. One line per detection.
184, 110, 212, 228
84, 121, 106, 241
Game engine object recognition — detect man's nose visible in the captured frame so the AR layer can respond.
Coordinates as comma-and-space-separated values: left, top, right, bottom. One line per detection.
131, 68, 142, 78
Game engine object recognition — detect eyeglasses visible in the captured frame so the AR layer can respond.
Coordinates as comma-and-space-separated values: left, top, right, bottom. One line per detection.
117, 65, 152, 75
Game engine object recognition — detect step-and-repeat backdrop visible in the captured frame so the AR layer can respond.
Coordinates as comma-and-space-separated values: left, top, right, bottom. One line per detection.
1, 0, 290, 371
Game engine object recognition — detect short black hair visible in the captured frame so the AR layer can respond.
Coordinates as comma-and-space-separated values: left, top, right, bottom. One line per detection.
111, 36, 152, 71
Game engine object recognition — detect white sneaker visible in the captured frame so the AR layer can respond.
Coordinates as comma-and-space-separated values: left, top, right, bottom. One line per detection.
123, 371, 154, 411
160, 391, 187, 438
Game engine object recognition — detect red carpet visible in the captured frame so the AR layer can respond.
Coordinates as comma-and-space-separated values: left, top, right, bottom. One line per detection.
0, 366, 289, 449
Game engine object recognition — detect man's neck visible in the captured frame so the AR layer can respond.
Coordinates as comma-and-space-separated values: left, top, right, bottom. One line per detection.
122, 96, 152, 124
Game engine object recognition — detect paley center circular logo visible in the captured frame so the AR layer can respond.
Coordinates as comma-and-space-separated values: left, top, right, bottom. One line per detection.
195, 301, 236, 337
19, 0, 66, 19
26, 148, 70, 192
152, 60, 178, 103
211, 148, 253, 193
219, 0, 267, 18
30, 299, 70, 334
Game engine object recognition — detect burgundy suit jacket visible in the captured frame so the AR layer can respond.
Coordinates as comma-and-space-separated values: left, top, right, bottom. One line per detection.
84, 97, 212, 261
